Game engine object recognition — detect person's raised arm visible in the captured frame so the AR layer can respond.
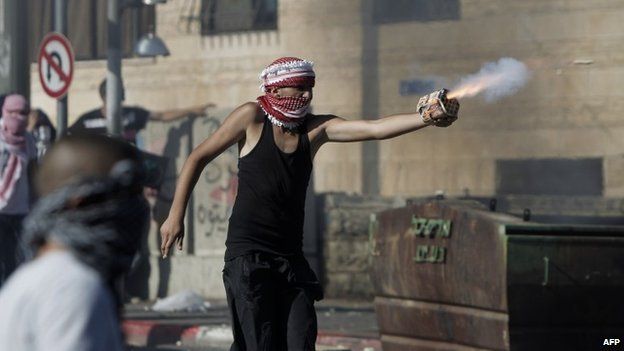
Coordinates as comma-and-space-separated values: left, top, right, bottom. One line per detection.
160, 102, 256, 258
320, 101, 456, 143
149, 102, 216, 122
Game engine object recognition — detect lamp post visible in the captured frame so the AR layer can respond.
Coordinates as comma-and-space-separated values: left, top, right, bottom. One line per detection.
106, 0, 123, 136
106, 0, 169, 137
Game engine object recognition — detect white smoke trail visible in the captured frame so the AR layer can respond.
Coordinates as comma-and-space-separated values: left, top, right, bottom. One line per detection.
448, 57, 530, 102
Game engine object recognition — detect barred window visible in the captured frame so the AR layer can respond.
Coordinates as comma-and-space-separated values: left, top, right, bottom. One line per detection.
373, 0, 460, 24
200, 0, 277, 36
28, 0, 155, 61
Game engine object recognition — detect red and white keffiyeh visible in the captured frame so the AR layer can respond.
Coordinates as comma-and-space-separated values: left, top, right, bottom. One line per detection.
0, 143, 23, 209
257, 57, 315, 129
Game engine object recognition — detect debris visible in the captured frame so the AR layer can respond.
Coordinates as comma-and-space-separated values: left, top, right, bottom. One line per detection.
152, 290, 211, 312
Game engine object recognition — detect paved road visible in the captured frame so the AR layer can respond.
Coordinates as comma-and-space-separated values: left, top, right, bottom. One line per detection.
129, 346, 227, 351
128, 345, 230, 351
125, 299, 378, 351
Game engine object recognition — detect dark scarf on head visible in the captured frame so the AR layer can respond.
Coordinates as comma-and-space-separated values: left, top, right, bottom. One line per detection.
21, 160, 149, 284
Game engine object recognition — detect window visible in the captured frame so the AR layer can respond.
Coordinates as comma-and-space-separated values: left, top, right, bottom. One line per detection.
28, 0, 155, 61
373, 0, 460, 24
200, 0, 277, 36
496, 158, 603, 196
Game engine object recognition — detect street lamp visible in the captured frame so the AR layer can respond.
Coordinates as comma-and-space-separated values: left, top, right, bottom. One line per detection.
107, 0, 169, 136
134, 32, 170, 57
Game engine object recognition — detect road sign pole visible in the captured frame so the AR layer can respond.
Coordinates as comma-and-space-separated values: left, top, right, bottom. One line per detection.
55, 0, 68, 138
107, 0, 122, 136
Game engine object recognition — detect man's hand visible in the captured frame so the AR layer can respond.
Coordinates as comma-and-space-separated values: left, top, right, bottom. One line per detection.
432, 102, 458, 127
191, 103, 216, 116
416, 89, 460, 128
160, 217, 185, 258
421, 100, 459, 128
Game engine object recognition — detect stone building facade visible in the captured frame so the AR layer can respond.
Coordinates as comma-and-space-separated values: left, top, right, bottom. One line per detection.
28, 0, 624, 298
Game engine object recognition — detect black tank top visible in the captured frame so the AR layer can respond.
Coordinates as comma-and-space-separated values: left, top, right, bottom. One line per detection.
225, 117, 312, 260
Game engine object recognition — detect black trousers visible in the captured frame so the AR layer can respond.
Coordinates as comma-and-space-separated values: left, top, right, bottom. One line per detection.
0, 214, 24, 288
223, 252, 323, 351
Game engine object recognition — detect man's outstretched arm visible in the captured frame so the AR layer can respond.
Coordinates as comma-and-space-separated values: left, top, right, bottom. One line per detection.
160, 102, 256, 258
319, 103, 455, 143
149, 103, 216, 122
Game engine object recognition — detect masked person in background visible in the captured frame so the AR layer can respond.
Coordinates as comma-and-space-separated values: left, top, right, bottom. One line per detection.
160, 57, 459, 350
0, 94, 37, 287
0, 134, 150, 351
27, 108, 57, 159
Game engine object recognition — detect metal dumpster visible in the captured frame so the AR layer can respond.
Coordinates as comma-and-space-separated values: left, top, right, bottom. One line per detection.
369, 199, 624, 351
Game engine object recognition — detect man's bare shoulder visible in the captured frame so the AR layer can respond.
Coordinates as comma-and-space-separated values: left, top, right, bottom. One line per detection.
226, 102, 264, 127
306, 113, 343, 131
233, 102, 262, 119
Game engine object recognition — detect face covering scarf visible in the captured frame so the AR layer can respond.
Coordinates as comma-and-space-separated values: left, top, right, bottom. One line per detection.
257, 57, 315, 130
0, 95, 29, 209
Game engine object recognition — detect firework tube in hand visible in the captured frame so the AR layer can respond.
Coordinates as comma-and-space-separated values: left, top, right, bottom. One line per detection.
417, 88, 460, 127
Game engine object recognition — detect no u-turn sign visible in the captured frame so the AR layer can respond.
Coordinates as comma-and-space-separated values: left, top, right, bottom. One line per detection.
38, 32, 74, 99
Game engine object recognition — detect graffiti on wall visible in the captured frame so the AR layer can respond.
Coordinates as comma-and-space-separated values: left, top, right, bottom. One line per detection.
197, 146, 238, 237
143, 111, 239, 255
192, 115, 239, 241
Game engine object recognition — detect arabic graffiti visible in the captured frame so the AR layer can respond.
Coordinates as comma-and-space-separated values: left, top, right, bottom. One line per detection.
195, 116, 238, 237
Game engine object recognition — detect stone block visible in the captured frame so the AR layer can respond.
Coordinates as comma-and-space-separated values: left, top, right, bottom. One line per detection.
325, 240, 371, 272
324, 272, 374, 299
147, 254, 226, 300
604, 155, 624, 197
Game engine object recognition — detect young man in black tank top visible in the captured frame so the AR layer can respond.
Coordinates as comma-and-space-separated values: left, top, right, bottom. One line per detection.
160, 57, 459, 350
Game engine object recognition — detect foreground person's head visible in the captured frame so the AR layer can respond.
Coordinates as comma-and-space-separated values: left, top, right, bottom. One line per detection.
23, 134, 149, 283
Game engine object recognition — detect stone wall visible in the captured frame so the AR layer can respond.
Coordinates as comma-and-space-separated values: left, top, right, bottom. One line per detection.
373, 0, 624, 197
129, 108, 237, 299
30, 0, 624, 197
27, 0, 624, 298
319, 193, 404, 299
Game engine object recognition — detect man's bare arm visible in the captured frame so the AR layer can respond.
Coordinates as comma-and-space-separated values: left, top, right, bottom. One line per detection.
321, 109, 442, 143
150, 103, 216, 122
160, 102, 256, 257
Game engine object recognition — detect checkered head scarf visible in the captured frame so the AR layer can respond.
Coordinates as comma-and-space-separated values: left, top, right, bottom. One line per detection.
257, 57, 315, 130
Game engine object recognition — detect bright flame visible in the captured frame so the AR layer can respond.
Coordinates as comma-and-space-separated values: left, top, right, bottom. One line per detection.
447, 73, 505, 99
